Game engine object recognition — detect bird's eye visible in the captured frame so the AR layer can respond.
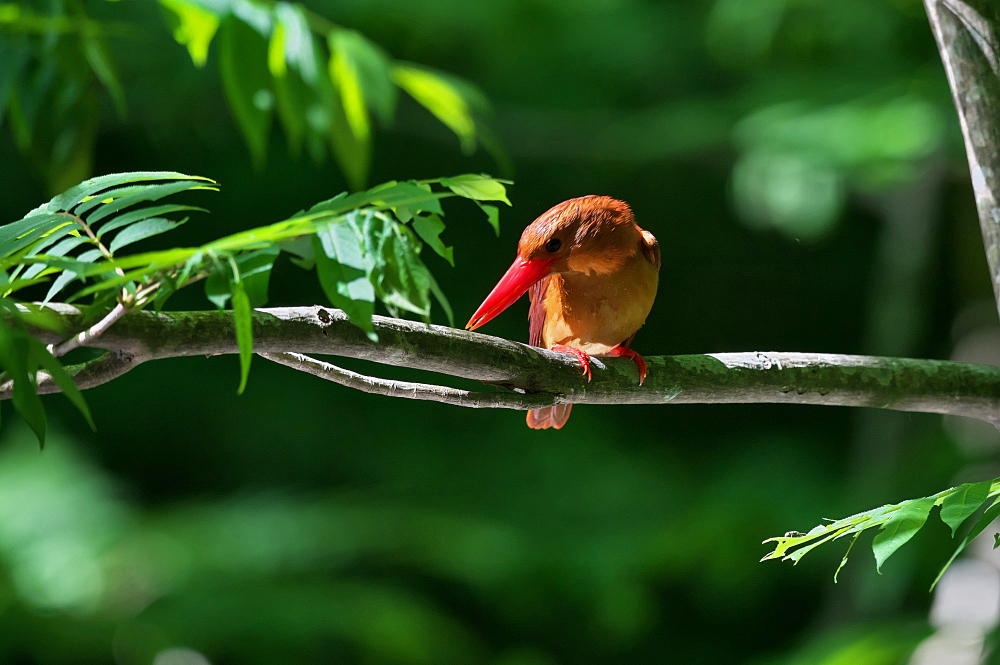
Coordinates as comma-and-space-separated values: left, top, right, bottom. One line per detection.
545, 237, 561, 253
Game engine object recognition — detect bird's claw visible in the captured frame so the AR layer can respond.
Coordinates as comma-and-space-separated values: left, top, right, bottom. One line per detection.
551, 344, 593, 382
606, 346, 647, 385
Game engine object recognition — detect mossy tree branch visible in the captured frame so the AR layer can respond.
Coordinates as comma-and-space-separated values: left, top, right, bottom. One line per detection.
12, 303, 1000, 426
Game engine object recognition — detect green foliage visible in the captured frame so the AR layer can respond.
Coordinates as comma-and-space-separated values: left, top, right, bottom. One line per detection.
0, 2, 124, 192
0, 170, 511, 444
0, 1, 494, 191
764, 479, 999, 589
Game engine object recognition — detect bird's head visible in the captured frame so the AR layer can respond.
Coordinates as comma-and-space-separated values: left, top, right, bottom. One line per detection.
466, 195, 636, 331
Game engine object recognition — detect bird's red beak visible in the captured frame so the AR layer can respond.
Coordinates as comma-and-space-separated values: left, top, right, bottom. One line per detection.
466, 256, 557, 330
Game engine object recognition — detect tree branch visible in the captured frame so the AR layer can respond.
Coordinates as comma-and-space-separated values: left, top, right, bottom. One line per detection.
258, 352, 559, 409
0, 350, 141, 399
15, 303, 1000, 425
924, 0, 1000, 316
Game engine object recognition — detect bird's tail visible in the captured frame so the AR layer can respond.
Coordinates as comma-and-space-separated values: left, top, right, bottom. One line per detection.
527, 404, 572, 430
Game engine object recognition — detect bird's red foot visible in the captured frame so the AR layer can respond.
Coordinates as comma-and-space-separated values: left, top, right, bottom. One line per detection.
606, 346, 647, 385
551, 344, 592, 382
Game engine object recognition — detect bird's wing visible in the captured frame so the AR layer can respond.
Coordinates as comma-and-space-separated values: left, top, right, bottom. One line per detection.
528, 276, 552, 348
639, 227, 661, 271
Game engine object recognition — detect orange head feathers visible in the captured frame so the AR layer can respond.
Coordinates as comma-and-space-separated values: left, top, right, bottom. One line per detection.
466, 196, 648, 331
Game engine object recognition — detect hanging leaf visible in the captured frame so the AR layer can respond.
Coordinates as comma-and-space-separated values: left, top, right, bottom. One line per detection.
219, 14, 273, 168
230, 278, 253, 394
393, 64, 477, 152
933, 497, 1000, 590
329, 30, 396, 126
0, 324, 46, 446
940, 480, 993, 537
82, 31, 126, 117
159, 0, 221, 67
205, 247, 278, 308
871, 496, 937, 572
411, 214, 454, 266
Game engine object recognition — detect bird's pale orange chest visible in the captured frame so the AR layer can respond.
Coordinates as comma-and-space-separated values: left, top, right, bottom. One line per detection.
539, 252, 658, 354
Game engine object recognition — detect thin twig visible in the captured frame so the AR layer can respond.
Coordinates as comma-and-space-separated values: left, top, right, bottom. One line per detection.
259, 351, 559, 409
46, 302, 129, 358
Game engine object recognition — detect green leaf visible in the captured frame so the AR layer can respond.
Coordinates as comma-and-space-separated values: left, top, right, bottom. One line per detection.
220, 14, 273, 168
359, 215, 432, 318
86, 179, 216, 224
22, 235, 89, 280
440, 174, 512, 205
231, 279, 253, 394
329, 30, 396, 126
96, 204, 207, 238
477, 202, 500, 236
933, 497, 1000, 590
411, 214, 454, 266
159, 0, 220, 67
0, 325, 46, 446
205, 247, 278, 308
328, 31, 370, 147
426, 269, 453, 327
82, 31, 126, 117
329, 72, 371, 190
313, 218, 376, 339
267, 14, 287, 77
940, 480, 993, 537
43, 171, 215, 214
834, 530, 862, 583
108, 218, 186, 254
271, 3, 319, 82
31, 339, 95, 431
392, 64, 477, 152
872, 496, 937, 573
0, 214, 67, 253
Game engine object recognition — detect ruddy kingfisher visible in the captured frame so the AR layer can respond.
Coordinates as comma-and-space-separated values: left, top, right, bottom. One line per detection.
466, 195, 660, 429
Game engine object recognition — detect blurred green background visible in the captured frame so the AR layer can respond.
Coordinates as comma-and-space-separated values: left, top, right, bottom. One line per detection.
2, 0, 999, 663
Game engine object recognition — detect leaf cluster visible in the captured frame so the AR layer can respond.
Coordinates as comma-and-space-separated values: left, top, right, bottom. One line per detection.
0, 170, 511, 444
1, 0, 497, 191
763, 478, 1000, 589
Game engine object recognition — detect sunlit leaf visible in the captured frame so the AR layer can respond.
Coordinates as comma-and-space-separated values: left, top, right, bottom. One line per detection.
441, 174, 511, 206
329, 72, 371, 191
940, 480, 993, 537
329, 30, 396, 126
159, 0, 220, 67
393, 64, 476, 152
871, 496, 936, 573
231, 278, 253, 394
43, 171, 214, 214
313, 217, 376, 339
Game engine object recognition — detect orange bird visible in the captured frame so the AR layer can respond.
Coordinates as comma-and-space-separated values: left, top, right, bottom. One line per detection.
466, 195, 660, 429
